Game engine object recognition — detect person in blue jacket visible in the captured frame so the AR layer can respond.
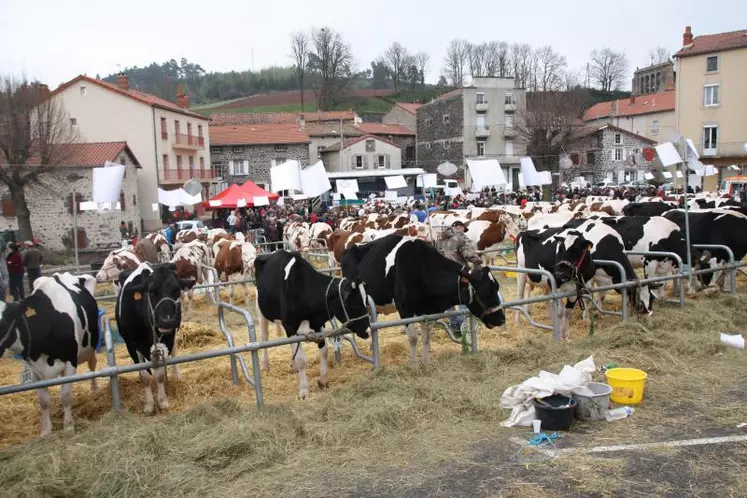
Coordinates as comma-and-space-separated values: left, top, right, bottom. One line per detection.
409, 203, 427, 223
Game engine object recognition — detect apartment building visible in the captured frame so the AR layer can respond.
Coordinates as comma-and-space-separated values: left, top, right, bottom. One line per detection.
416, 77, 526, 188
674, 25, 747, 191
583, 91, 675, 142
48, 75, 213, 231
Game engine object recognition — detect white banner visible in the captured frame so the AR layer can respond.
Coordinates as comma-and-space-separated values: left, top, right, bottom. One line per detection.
384, 190, 398, 200
270, 160, 302, 192
384, 175, 408, 189
341, 190, 358, 200
335, 179, 359, 193
253, 195, 269, 206
92, 161, 126, 203
300, 161, 332, 197
655, 143, 682, 167
467, 159, 507, 190
519, 157, 542, 186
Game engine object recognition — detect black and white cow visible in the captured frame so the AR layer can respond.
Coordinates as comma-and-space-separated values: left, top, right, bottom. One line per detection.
664, 209, 747, 289
0, 273, 99, 435
341, 234, 505, 368
254, 250, 370, 400
115, 263, 195, 414
622, 202, 674, 217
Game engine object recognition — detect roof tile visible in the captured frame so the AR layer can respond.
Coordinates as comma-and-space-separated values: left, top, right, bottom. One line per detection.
22, 142, 140, 167
674, 29, 747, 58
583, 91, 675, 121
394, 102, 422, 115
357, 123, 415, 136
209, 124, 310, 146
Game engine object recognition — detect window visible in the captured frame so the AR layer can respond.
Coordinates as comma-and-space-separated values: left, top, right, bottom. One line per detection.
2, 195, 15, 217
70, 118, 77, 126
425, 117, 433, 127
79, 86, 87, 96
405, 145, 415, 161
119, 155, 127, 166
354, 155, 364, 169
706, 56, 718, 72
656, 72, 661, 92
176, 155, 183, 168
187, 123, 192, 138
365, 139, 375, 151
317, 145, 325, 156
570, 152, 580, 165
586, 151, 595, 165
444, 140, 451, 149
198, 124, 203, 137
199, 157, 205, 170
442, 114, 450, 124
704, 84, 720, 107
275, 157, 286, 165
505, 114, 514, 127
614, 148, 623, 161
614, 133, 622, 144
505, 139, 514, 156
504, 93, 515, 105
425, 143, 432, 150
377, 155, 387, 169
476, 115, 486, 128
229, 160, 247, 175
703, 125, 718, 154
651, 119, 660, 136
162, 154, 169, 169
476, 92, 487, 104
174, 120, 180, 136
189, 156, 194, 167
477, 141, 486, 156
274, 144, 288, 152
232, 146, 242, 152
639, 76, 644, 93
160, 117, 168, 139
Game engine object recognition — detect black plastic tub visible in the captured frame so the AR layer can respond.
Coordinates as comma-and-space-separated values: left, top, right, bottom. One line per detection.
533, 395, 577, 431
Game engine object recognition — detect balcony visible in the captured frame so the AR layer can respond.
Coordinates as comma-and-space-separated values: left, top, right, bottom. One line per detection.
504, 102, 516, 113
476, 101, 489, 112
160, 168, 217, 184
475, 126, 490, 138
691, 142, 747, 158
173, 133, 205, 150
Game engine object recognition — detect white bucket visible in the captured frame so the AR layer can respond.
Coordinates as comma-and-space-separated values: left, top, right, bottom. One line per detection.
574, 382, 612, 421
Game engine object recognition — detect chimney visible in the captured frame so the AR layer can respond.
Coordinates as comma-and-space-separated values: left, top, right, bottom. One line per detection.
35, 83, 51, 102
630, 95, 636, 105
175, 83, 189, 109
115, 73, 129, 91
683, 26, 693, 46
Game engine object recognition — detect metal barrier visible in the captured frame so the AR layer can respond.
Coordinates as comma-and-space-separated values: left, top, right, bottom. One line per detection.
625, 250, 686, 308
693, 244, 737, 293
217, 302, 260, 389
588, 260, 628, 320
477, 246, 516, 265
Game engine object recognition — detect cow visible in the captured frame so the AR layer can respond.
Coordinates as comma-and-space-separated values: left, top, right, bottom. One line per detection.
463, 220, 510, 266
171, 240, 212, 308
116, 263, 195, 414
327, 230, 366, 267
341, 234, 505, 368
254, 251, 370, 399
175, 228, 201, 246
287, 224, 312, 252
622, 202, 675, 217
134, 238, 158, 265
95, 247, 140, 293
309, 222, 333, 249
145, 233, 171, 263
0, 272, 99, 435
214, 233, 258, 304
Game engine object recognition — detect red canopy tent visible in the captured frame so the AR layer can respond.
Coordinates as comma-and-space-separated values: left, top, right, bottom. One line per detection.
204, 182, 279, 209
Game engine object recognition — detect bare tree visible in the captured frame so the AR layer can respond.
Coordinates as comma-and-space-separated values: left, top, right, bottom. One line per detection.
589, 48, 629, 92
442, 38, 470, 87
482, 41, 511, 77
560, 68, 582, 91
510, 43, 533, 88
308, 27, 354, 110
414, 51, 430, 90
514, 90, 587, 174
467, 42, 487, 78
0, 76, 78, 240
648, 46, 670, 65
535, 45, 567, 91
382, 42, 412, 94
290, 31, 310, 111
496, 41, 512, 78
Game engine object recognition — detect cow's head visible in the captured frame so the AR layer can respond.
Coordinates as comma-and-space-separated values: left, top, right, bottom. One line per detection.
124, 263, 196, 333
459, 267, 505, 328
693, 249, 719, 289
0, 301, 24, 358
332, 277, 371, 339
553, 231, 595, 286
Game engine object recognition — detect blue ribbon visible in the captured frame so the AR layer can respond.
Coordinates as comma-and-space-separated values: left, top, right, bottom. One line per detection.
529, 432, 560, 446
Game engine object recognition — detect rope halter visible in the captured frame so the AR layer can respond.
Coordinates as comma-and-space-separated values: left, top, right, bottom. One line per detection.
554, 248, 592, 310
324, 277, 369, 329
457, 268, 504, 320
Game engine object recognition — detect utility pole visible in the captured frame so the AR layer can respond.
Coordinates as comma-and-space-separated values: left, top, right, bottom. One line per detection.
339, 117, 344, 171
681, 137, 692, 273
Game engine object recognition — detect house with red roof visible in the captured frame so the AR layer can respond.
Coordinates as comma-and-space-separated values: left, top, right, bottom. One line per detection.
319, 134, 401, 173
673, 25, 747, 191
0, 142, 141, 250
382, 102, 421, 132
47, 74, 213, 231
582, 91, 675, 143
356, 122, 415, 167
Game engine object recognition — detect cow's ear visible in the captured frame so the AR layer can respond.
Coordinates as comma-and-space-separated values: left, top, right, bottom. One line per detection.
585, 241, 594, 250
163, 262, 177, 272
125, 281, 148, 294
179, 279, 196, 290
700, 250, 711, 261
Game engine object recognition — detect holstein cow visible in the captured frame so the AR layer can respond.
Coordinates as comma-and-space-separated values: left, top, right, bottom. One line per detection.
341, 234, 505, 368
95, 247, 140, 293
145, 233, 171, 263
254, 251, 370, 399
214, 233, 258, 304
622, 202, 675, 217
0, 273, 99, 435
116, 263, 195, 414
171, 240, 212, 308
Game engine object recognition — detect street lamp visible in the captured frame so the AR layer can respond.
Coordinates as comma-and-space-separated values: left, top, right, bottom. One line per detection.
67, 173, 84, 269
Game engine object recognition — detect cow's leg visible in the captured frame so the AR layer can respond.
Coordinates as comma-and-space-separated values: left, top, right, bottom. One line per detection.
155, 365, 169, 411
87, 352, 98, 394
258, 312, 270, 372
317, 341, 329, 389
61, 362, 76, 431
514, 273, 527, 325
170, 343, 181, 381
292, 342, 310, 400
33, 368, 53, 436
421, 323, 431, 366
139, 364, 155, 415
405, 324, 419, 369
244, 280, 251, 306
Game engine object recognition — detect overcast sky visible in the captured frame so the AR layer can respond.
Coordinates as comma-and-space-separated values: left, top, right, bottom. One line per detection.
2, 0, 746, 89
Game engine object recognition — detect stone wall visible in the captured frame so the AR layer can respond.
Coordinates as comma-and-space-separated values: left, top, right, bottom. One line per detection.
568, 128, 654, 182
0, 164, 141, 250
416, 139, 464, 176
416, 93, 464, 143
210, 143, 309, 186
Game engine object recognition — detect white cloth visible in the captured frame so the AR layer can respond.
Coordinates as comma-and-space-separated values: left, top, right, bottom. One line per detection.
92, 162, 126, 203
227, 214, 238, 227
499, 356, 596, 427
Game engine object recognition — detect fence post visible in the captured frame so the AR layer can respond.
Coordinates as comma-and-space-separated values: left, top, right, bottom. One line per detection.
104, 318, 121, 413
469, 313, 478, 354
368, 296, 381, 369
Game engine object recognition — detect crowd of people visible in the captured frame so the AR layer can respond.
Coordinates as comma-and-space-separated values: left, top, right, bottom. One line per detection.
0, 241, 44, 303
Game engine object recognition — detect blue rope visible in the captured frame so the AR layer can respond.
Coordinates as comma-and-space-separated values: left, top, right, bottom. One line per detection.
528, 432, 560, 446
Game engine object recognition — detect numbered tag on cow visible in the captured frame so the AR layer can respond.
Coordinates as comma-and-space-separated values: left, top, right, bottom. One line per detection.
20, 364, 33, 384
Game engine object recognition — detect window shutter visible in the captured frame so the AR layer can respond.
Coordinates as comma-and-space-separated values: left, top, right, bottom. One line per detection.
229, 160, 235, 175
120, 191, 126, 210
243, 160, 249, 175
363, 156, 368, 169
2, 196, 15, 217
67, 193, 74, 214
386, 154, 390, 168
610, 149, 615, 161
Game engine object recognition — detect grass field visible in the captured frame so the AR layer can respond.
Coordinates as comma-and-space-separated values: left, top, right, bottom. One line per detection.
1, 266, 746, 497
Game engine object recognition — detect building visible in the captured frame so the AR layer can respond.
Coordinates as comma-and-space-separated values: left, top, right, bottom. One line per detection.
326, 168, 425, 197
356, 123, 415, 167
674, 25, 747, 191
48, 75, 213, 231
209, 110, 360, 127
582, 91, 676, 142
382, 102, 421, 131
319, 135, 402, 173
416, 77, 526, 184
632, 61, 676, 96
0, 142, 141, 250
305, 122, 364, 164
209, 124, 310, 190
566, 124, 656, 184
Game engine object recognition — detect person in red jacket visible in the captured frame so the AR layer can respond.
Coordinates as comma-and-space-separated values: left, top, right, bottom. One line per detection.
6, 242, 24, 302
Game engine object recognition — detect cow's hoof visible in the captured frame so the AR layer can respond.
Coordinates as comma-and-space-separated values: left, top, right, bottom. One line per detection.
317, 378, 329, 389
143, 404, 155, 415
40, 428, 52, 437
298, 389, 309, 400
63, 422, 75, 433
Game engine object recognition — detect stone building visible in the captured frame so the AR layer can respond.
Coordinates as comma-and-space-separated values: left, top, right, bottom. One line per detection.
209, 124, 310, 190
357, 123, 415, 167
582, 91, 675, 143
632, 60, 675, 96
0, 142, 141, 250
320, 135, 402, 173
382, 102, 421, 131
416, 77, 526, 184
304, 122, 363, 164
566, 124, 657, 184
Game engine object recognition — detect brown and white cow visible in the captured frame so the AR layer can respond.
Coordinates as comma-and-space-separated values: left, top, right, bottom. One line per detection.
309, 222, 333, 250
145, 233, 171, 263
134, 238, 158, 265
95, 247, 140, 293
326, 230, 367, 267
171, 240, 211, 309
214, 233, 258, 304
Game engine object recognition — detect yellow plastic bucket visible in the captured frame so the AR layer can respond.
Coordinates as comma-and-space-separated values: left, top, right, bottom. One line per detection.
504, 271, 517, 278
605, 368, 648, 405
